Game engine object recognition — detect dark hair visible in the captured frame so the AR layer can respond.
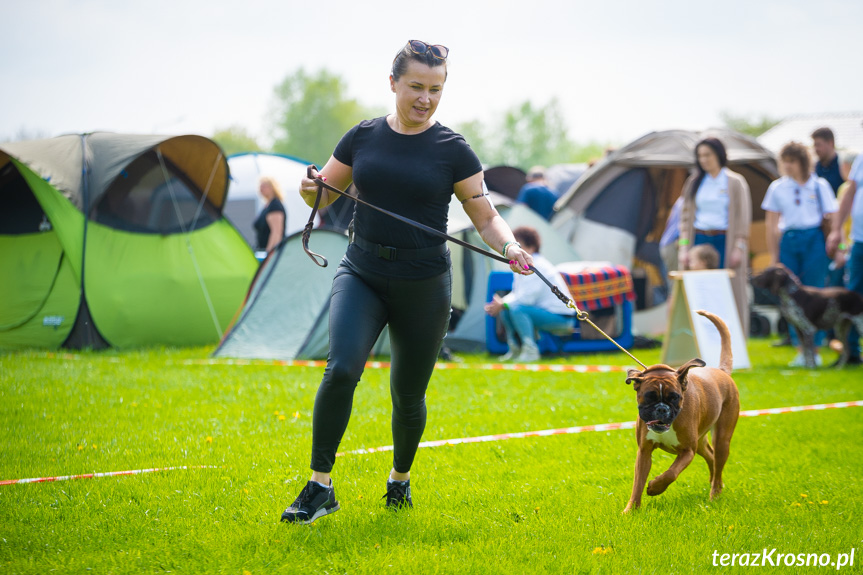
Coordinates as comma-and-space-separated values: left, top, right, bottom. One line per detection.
689, 137, 728, 198
391, 43, 447, 81
779, 141, 811, 176
513, 226, 541, 251
811, 127, 835, 144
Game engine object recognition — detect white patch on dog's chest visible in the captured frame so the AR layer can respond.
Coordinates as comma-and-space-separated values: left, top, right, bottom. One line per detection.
646, 428, 680, 447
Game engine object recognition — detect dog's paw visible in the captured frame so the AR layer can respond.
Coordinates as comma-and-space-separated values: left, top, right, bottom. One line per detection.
646, 478, 668, 496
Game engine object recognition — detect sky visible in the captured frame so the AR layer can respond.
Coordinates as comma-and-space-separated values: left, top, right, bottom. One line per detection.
1, 0, 860, 148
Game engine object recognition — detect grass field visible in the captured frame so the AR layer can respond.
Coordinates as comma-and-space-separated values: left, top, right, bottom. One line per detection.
1, 340, 862, 574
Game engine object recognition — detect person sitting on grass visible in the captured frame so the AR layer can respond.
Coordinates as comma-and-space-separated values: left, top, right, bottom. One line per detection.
484, 226, 575, 362
687, 243, 720, 271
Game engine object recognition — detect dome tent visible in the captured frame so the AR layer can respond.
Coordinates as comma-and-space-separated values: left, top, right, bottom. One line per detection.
0, 133, 257, 349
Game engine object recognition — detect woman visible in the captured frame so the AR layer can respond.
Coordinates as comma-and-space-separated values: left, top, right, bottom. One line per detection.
281, 40, 533, 524
762, 141, 837, 366
678, 137, 752, 336
253, 176, 286, 253
484, 226, 574, 362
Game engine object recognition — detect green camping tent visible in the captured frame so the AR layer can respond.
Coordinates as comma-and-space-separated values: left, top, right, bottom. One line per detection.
0, 133, 258, 349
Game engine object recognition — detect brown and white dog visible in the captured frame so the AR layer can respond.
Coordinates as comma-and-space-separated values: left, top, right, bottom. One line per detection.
622, 310, 739, 513
751, 265, 863, 368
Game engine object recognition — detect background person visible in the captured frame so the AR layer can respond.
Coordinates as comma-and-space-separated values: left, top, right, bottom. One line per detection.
687, 243, 720, 271
484, 226, 575, 362
515, 166, 558, 220
763, 141, 838, 366
678, 137, 752, 336
253, 176, 286, 253
813, 127, 847, 292
812, 127, 844, 195
282, 40, 534, 524
827, 152, 863, 365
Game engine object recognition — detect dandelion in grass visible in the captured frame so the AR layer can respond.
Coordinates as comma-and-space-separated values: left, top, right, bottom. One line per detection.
821, 500, 828, 505
800, 493, 808, 498
92, 444, 97, 449
293, 411, 300, 418
791, 502, 802, 507
592, 546, 612, 555
206, 436, 213, 443
278, 415, 286, 421
77, 445, 83, 451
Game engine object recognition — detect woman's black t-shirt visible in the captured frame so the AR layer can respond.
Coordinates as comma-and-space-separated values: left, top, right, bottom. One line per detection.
333, 116, 483, 279
253, 197, 286, 250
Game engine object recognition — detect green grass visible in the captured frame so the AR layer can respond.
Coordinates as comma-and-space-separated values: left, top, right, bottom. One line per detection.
1, 341, 862, 574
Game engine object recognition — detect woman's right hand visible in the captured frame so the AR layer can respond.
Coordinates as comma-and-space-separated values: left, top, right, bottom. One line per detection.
677, 246, 689, 270
299, 167, 327, 208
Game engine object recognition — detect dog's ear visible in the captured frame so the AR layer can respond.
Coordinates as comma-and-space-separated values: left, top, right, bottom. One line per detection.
676, 358, 706, 391
625, 368, 643, 390
771, 267, 788, 293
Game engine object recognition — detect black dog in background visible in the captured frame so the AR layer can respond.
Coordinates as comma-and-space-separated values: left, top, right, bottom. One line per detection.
751, 265, 863, 368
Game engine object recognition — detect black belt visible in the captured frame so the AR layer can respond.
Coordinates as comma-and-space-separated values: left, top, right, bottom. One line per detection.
694, 228, 727, 237
352, 234, 447, 262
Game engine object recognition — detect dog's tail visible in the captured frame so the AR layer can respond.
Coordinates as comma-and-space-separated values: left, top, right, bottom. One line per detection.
696, 310, 733, 374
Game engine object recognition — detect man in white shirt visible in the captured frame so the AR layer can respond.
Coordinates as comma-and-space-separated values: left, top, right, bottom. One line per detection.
484, 227, 574, 362
827, 153, 863, 364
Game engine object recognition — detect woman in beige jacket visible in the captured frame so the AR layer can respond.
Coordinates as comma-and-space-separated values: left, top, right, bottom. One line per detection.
679, 137, 752, 336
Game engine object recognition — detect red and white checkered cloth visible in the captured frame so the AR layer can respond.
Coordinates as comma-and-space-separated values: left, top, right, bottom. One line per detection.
561, 265, 635, 311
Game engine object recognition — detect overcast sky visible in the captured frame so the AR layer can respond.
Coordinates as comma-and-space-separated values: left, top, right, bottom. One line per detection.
2, 0, 860, 147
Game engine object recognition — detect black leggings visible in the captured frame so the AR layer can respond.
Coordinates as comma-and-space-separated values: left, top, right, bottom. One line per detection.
310, 257, 452, 473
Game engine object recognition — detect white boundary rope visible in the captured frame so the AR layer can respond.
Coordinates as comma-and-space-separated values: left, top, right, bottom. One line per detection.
336, 400, 863, 456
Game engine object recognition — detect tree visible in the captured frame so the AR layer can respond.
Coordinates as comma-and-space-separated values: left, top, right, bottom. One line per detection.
269, 68, 383, 166
720, 111, 781, 138
457, 99, 584, 169
212, 125, 262, 156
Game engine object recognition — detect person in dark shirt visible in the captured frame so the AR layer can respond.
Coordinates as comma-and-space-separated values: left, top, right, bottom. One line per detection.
812, 128, 847, 292
515, 166, 558, 220
252, 176, 286, 252
812, 127, 844, 195
281, 40, 534, 524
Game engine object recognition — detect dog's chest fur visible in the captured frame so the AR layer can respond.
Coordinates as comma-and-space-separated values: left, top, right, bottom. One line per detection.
646, 427, 680, 447
779, 291, 818, 331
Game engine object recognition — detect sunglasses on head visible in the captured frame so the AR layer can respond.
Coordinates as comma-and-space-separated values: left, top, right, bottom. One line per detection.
406, 40, 449, 60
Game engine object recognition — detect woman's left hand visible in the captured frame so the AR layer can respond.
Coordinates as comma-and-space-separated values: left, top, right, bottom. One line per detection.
507, 246, 534, 275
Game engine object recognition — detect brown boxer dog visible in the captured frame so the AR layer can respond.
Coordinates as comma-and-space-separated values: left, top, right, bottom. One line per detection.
622, 310, 739, 513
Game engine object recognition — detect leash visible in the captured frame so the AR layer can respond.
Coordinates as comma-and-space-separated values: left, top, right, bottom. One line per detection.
301, 165, 647, 369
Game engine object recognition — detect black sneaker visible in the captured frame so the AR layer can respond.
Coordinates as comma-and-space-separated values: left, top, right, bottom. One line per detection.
384, 479, 412, 508
281, 480, 340, 524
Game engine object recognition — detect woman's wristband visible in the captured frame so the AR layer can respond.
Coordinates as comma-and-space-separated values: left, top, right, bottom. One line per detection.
502, 241, 522, 257
678, 238, 690, 246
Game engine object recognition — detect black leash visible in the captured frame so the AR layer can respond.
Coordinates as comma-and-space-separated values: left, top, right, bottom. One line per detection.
300, 165, 648, 368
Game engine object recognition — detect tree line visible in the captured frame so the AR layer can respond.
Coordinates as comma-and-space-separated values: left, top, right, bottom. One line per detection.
213, 68, 778, 168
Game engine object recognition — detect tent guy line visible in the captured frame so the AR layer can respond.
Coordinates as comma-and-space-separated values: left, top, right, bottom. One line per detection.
3, 401, 860, 486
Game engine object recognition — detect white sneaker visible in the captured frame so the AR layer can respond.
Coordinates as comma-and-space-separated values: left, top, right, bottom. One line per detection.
516, 345, 541, 363
498, 347, 520, 362
789, 353, 823, 367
